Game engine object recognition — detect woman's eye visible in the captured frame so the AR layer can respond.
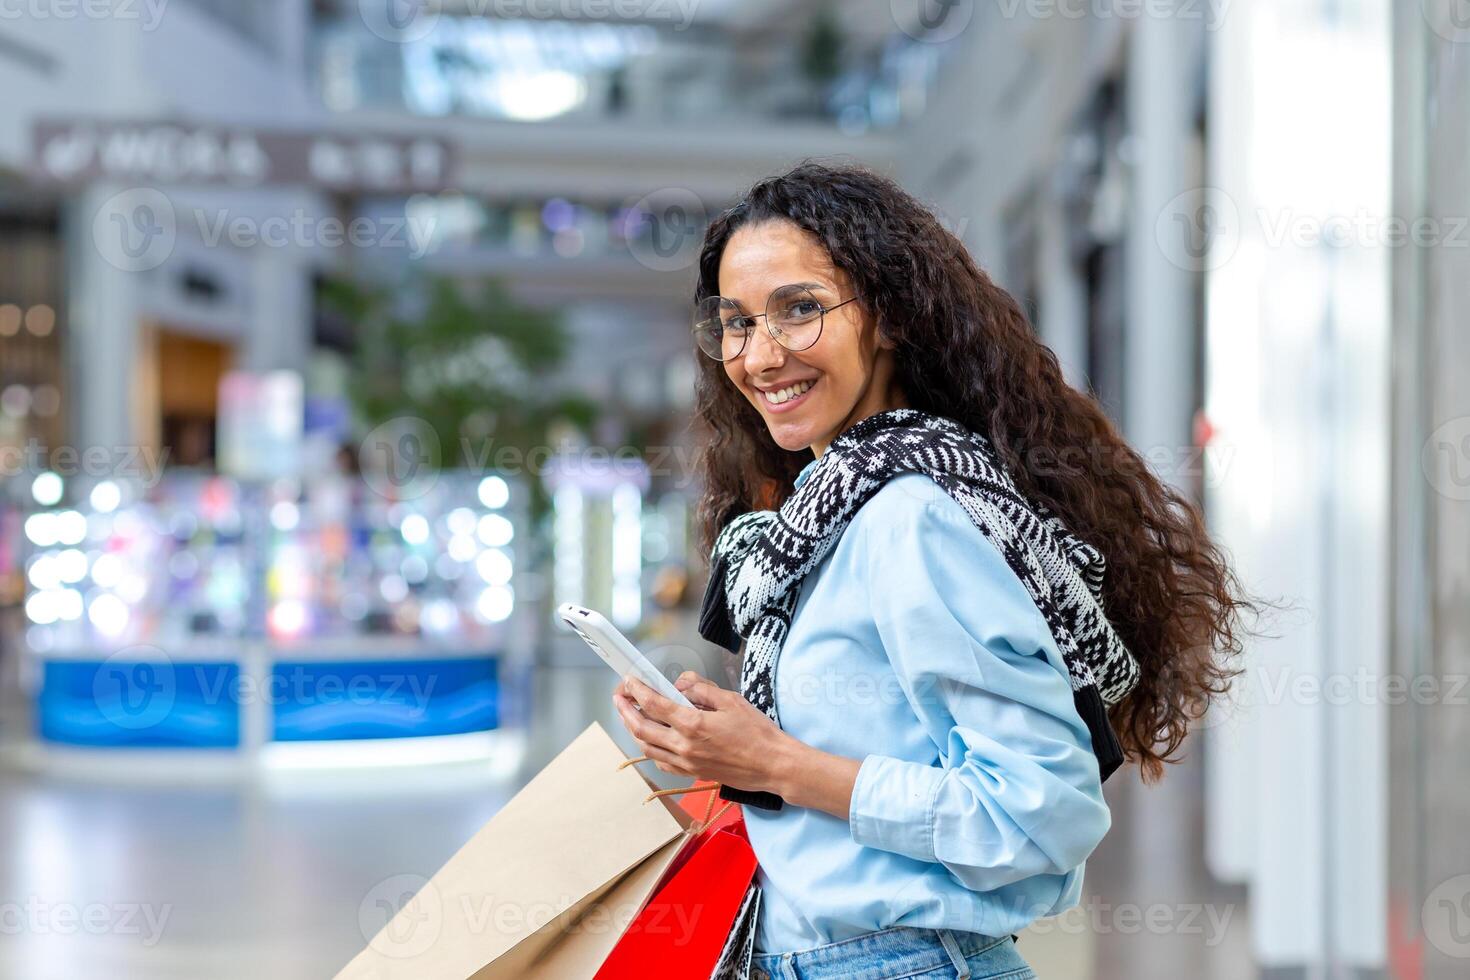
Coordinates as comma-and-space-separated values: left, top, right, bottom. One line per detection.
724, 317, 753, 334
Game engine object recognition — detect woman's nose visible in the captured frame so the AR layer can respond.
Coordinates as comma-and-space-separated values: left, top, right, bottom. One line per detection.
742, 322, 786, 374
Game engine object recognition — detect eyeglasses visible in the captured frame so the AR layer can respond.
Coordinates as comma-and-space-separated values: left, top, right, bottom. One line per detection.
693, 284, 858, 362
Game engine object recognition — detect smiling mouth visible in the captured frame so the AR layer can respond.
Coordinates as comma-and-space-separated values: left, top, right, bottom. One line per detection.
760, 378, 816, 407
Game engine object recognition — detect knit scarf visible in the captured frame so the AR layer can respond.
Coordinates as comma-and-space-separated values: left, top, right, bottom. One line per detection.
698, 409, 1138, 810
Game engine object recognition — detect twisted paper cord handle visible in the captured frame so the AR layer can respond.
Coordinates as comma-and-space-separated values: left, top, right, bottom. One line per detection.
618, 757, 736, 830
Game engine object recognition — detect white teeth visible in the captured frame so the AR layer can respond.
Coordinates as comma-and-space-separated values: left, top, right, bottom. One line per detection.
762, 379, 815, 405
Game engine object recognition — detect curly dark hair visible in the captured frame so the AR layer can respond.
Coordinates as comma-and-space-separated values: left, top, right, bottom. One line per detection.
692, 160, 1254, 781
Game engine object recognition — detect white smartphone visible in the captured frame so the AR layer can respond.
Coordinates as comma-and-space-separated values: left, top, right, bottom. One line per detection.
556, 603, 694, 708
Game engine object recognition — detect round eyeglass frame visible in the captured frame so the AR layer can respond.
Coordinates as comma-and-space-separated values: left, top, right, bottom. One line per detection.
692, 285, 858, 362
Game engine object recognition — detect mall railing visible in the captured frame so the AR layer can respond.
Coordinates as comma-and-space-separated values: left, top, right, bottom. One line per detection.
312, 12, 952, 133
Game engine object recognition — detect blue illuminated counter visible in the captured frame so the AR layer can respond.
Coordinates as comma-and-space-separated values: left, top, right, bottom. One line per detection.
34, 641, 505, 753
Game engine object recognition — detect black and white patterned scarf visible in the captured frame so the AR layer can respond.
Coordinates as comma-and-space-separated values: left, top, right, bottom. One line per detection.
698, 409, 1138, 810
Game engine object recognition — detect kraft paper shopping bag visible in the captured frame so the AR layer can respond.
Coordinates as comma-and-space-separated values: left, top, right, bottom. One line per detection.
335, 722, 696, 980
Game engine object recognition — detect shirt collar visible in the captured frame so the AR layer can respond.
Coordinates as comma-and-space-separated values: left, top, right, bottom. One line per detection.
793, 457, 819, 488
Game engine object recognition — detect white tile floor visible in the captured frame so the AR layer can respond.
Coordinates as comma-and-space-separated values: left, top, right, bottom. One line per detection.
0, 663, 1256, 979
0, 760, 514, 978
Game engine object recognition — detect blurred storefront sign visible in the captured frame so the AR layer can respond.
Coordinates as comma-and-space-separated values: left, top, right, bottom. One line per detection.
30, 119, 456, 192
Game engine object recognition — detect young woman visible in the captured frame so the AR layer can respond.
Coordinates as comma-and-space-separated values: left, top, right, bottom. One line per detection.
613, 162, 1250, 979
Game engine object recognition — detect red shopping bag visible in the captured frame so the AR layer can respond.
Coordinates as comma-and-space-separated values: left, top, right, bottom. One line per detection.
594, 794, 758, 980
651, 788, 745, 885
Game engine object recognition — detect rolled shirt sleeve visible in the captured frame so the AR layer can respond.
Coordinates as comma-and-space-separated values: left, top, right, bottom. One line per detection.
846, 484, 1112, 894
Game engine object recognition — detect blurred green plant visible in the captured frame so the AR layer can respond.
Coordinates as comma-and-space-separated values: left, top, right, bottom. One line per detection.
324, 272, 598, 516
800, 6, 845, 90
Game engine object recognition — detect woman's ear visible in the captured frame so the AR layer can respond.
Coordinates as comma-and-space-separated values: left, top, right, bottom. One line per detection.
874, 320, 897, 351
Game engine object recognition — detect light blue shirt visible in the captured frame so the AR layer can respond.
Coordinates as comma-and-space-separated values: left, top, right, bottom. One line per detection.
745, 460, 1111, 954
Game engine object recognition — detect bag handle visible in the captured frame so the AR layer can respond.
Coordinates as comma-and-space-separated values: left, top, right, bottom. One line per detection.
618, 756, 735, 831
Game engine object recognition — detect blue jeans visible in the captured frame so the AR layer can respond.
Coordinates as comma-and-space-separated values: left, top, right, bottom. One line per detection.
749, 926, 1035, 980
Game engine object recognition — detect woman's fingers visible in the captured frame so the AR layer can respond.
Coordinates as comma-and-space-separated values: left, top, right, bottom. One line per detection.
613, 692, 681, 753
636, 741, 696, 777
612, 692, 698, 775
676, 676, 728, 710
624, 677, 702, 731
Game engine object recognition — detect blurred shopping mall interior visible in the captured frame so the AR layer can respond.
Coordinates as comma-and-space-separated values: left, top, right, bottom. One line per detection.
0, 1, 1467, 977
